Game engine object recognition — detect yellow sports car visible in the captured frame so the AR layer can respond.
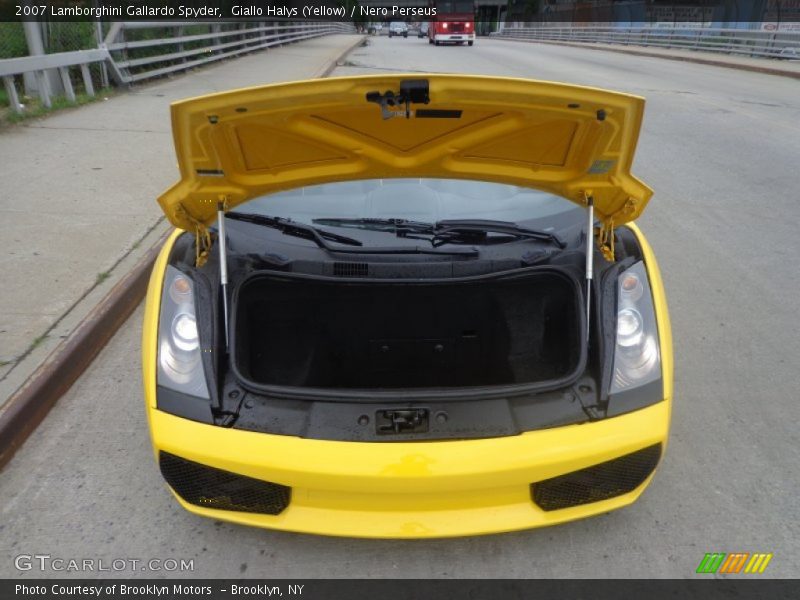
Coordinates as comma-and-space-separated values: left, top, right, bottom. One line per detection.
142, 75, 672, 538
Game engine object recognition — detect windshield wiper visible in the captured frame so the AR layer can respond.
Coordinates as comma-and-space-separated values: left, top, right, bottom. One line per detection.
227, 213, 363, 247
433, 219, 566, 248
228, 213, 478, 257
313, 217, 565, 248
311, 217, 434, 234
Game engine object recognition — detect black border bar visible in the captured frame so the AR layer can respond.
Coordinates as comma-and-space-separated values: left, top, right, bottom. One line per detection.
2, 0, 800, 23
2, 579, 799, 600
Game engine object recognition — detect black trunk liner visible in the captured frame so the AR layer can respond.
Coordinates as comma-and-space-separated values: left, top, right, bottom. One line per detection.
232, 270, 581, 390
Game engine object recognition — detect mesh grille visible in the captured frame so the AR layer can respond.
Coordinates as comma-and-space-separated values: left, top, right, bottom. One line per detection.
160, 452, 290, 515
333, 262, 369, 277
531, 444, 661, 511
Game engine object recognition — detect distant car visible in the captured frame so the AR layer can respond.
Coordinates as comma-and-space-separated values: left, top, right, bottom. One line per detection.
145, 75, 672, 538
388, 21, 408, 38
419, 22, 429, 38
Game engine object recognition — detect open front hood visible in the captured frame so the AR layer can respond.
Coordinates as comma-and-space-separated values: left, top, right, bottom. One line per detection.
160, 74, 652, 233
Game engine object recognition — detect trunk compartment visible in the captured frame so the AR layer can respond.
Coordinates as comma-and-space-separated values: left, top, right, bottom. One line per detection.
231, 269, 584, 393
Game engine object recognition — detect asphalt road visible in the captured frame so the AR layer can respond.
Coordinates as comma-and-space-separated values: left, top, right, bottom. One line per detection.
2, 37, 799, 579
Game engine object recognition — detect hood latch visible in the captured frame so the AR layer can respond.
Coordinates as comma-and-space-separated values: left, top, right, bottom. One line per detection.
366, 79, 430, 120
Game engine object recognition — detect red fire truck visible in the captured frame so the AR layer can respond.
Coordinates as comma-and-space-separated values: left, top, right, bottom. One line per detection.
428, 1, 476, 46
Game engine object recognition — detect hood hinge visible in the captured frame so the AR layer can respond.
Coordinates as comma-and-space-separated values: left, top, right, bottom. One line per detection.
175, 203, 212, 267
598, 220, 615, 263
595, 197, 637, 263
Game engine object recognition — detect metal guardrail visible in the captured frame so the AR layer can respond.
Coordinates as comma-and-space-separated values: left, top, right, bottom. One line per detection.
104, 21, 353, 83
0, 48, 111, 112
498, 26, 800, 60
0, 21, 354, 115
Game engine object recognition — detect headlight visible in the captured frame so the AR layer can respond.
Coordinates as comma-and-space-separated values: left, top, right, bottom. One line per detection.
157, 265, 209, 399
442, 22, 448, 29
610, 261, 661, 393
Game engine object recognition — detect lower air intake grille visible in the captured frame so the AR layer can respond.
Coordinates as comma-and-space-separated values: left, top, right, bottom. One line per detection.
333, 262, 369, 277
159, 452, 290, 515
531, 444, 661, 511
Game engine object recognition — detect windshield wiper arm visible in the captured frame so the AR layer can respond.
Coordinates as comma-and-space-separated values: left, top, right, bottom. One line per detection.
228, 213, 478, 257
312, 217, 434, 234
434, 219, 566, 248
227, 213, 364, 247
314, 217, 565, 248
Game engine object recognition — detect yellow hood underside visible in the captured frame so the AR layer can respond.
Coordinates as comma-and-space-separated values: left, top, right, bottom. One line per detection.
159, 74, 653, 231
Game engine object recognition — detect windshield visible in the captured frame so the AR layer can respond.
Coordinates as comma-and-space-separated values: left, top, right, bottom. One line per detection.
232, 179, 582, 230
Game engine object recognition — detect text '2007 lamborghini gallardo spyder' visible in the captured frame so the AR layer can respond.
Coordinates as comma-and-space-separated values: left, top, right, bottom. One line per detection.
142, 75, 673, 538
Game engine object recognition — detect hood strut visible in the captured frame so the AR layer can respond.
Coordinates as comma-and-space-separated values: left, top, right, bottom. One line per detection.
217, 200, 230, 351
584, 194, 594, 343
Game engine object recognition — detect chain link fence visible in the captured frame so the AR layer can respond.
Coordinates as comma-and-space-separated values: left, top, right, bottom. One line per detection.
0, 21, 110, 115
0, 22, 27, 59
1, 21, 104, 56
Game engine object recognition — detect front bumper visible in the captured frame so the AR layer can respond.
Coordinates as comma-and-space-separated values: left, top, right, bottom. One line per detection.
435, 33, 475, 43
147, 400, 669, 538
143, 225, 672, 538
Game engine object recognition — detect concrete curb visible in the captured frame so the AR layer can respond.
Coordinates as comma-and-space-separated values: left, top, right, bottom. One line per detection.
497, 37, 800, 80
0, 34, 367, 470
313, 34, 366, 78
0, 231, 169, 469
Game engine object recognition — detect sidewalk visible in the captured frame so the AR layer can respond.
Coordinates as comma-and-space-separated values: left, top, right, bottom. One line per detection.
0, 34, 363, 407
499, 37, 800, 79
